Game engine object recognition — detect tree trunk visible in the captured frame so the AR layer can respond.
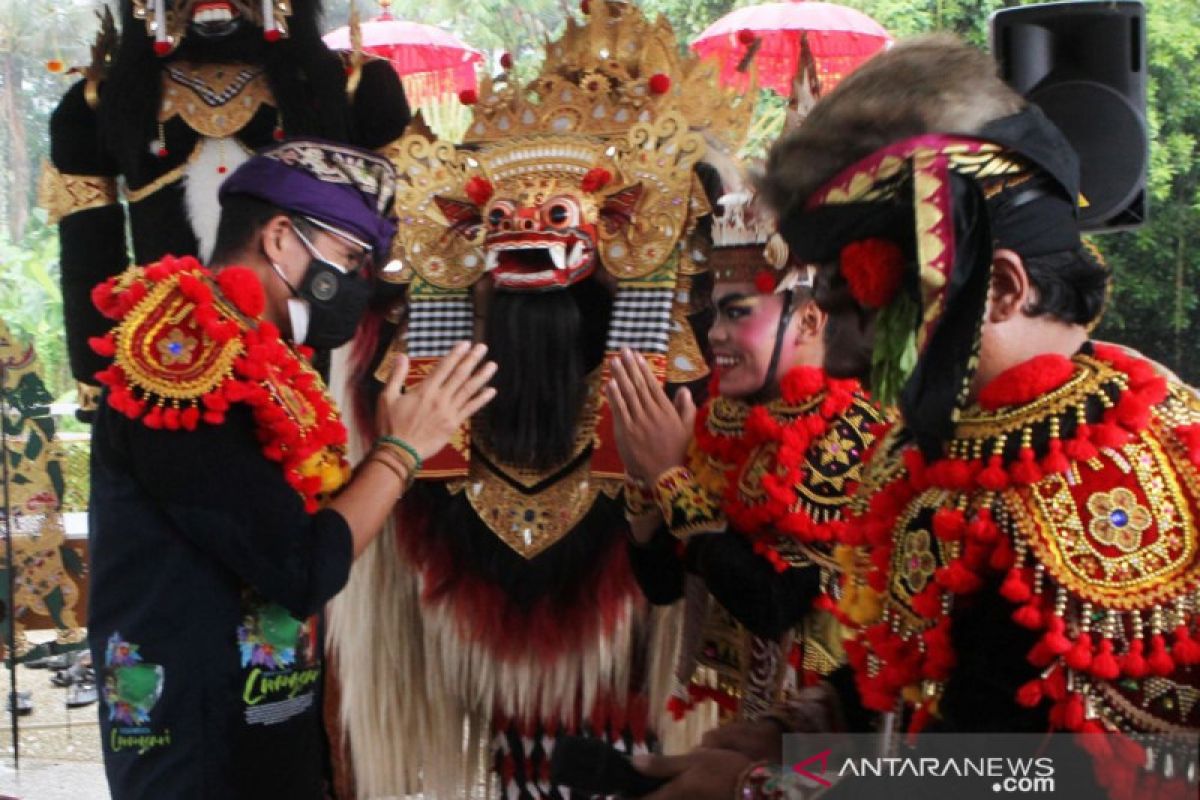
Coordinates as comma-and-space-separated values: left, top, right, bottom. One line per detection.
0, 52, 30, 242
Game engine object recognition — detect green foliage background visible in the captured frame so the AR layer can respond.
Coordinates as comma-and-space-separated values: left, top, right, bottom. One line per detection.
0, 0, 1196, 400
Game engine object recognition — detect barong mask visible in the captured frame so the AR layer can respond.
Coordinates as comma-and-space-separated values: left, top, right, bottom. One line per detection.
130, 0, 294, 54
433, 158, 645, 293
382, 0, 756, 486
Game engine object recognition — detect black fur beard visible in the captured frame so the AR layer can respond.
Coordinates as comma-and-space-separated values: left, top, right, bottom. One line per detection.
482, 279, 612, 472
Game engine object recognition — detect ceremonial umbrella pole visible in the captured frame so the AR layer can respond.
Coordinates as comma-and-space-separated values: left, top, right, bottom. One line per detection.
692, 0, 891, 99
1, 355, 17, 767
323, 0, 482, 124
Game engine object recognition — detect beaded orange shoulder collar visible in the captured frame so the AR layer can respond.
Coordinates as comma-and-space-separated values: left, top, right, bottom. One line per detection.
90, 255, 349, 512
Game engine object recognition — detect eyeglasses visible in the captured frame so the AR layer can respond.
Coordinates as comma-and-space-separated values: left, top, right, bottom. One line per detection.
291, 217, 374, 274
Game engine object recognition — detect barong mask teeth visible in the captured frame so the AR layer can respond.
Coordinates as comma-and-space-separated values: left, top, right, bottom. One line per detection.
131, 0, 294, 53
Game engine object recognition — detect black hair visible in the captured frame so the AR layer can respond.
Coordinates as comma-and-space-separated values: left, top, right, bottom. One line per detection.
812, 261, 877, 385
209, 194, 288, 265
1020, 246, 1110, 327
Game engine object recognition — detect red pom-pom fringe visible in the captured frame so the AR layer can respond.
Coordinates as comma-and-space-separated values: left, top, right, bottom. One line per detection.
581, 167, 613, 194
465, 176, 494, 207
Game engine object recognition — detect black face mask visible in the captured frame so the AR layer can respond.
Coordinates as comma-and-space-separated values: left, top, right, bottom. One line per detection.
271, 224, 373, 350
291, 258, 372, 350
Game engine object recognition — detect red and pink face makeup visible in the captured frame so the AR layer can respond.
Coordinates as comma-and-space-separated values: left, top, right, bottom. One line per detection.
708, 282, 806, 399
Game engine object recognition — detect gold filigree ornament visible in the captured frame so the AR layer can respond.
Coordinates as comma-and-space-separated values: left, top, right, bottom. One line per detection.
389, 112, 705, 288
452, 457, 620, 560
601, 113, 705, 280
666, 281, 709, 384
83, 6, 118, 110
386, 136, 486, 290
900, 529, 937, 594
385, 0, 754, 290
159, 62, 273, 139
1087, 487, 1153, 554
464, 0, 754, 148
38, 163, 118, 224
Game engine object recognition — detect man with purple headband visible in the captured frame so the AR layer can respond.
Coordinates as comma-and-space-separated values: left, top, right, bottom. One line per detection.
85, 139, 496, 799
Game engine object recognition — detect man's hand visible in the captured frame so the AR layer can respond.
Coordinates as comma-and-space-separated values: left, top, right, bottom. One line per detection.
701, 720, 785, 762
378, 342, 497, 461
606, 348, 695, 483
631, 748, 753, 800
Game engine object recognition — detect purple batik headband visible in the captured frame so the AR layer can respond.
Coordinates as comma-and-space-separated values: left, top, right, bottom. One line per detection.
219, 139, 398, 260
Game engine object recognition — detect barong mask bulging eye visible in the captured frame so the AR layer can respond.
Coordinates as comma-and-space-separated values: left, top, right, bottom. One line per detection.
270, 221, 372, 350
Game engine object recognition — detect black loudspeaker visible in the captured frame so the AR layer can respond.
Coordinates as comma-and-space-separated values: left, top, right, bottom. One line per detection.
991, 0, 1148, 231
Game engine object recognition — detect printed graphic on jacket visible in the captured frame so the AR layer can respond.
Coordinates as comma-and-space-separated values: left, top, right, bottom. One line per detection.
238, 594, 321, 727
102, 632, 170, 755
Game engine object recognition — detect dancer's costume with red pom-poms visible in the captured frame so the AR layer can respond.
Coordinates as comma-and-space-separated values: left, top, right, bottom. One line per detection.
836, 342, 1200, 798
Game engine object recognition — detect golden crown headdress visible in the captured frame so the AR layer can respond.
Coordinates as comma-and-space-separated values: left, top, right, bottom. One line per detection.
387, 0, 754, 290
462, 0, 755, 154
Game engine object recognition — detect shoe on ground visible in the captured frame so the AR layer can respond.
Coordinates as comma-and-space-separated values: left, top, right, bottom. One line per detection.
26, 653, 70, 670
66, 682, 98, 708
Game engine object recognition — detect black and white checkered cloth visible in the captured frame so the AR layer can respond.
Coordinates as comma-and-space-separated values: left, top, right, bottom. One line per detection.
405, 296, 474, 358
605, 287, 674, 354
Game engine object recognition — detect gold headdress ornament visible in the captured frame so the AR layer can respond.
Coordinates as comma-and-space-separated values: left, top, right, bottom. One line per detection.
462, 0, 755, 153
385, 0, 759, 469
83, 6, 119, 109
709, 191, 808, 292
387, 0, 756, 292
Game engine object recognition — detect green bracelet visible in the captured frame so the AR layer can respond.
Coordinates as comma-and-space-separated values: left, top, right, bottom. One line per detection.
377, 435, 423, 472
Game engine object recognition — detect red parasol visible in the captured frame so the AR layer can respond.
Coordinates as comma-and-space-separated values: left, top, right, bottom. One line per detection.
691, 1, 891, 98
323, 4, 483, 108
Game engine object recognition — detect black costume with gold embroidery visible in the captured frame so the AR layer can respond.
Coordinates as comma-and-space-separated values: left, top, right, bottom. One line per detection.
87, 256, 353, 799
762, 38, 1200, 798
837, 343, 1200, 798
43, 1, 409, 413
324, 4, 756, 797
630, 367, 883, 722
